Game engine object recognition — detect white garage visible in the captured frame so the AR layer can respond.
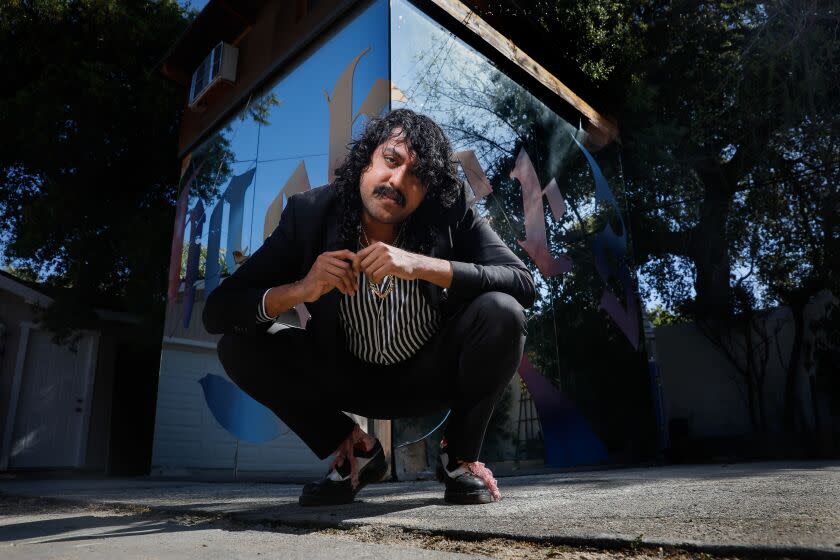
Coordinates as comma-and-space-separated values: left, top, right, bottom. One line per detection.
150, 291, 369, 482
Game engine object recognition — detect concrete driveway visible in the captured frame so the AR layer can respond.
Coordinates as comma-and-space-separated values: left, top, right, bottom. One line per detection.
1, 461, 838, 558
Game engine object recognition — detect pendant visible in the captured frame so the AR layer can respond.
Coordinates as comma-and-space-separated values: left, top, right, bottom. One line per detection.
369, 275, 394, 299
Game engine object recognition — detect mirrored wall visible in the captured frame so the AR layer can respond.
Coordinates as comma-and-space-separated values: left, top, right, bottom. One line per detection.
390, 0, 659, 469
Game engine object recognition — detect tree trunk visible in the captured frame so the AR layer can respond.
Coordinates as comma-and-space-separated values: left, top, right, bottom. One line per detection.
742, 317, 762, 432
784, 303, 806, 432
692, 184, 733, 319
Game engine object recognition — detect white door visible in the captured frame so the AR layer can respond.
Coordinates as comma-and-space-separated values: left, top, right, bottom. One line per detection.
8, 329, 97, 468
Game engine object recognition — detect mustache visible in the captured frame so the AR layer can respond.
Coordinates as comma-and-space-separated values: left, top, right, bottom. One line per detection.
373, 185, 405, 207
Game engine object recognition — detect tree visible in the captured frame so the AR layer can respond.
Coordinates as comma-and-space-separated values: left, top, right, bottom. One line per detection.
625, 0, 838, 432
472, 0, 839, 436
0, 0, 194, 343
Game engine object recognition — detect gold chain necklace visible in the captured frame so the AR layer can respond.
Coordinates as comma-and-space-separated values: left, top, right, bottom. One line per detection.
360, 223, 405, 300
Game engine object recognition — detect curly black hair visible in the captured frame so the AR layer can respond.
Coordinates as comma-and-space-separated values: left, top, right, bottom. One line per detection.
330, 108, 463, 255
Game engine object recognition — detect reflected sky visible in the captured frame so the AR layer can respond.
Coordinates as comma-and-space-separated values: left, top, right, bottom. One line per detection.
183, 0, 388, 269
391, 0, 613, 251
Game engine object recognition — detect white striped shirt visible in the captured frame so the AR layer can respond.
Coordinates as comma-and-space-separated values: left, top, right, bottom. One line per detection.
256, 261, 442, 365
338, 270, 441, 364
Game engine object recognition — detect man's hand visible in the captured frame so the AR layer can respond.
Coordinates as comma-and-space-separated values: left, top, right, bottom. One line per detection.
298, 249, 360, 302
355, 241, 426, 284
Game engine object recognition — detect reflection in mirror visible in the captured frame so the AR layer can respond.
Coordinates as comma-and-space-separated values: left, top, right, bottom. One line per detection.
391, 0, 657, 467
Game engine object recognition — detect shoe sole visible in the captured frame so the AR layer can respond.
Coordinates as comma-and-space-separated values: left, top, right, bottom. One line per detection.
298, 453, 388, 507
436, 463, 495, 505
444, 489, 494, 505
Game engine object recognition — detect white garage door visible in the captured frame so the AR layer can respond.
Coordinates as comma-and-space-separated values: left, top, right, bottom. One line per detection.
152, 341, 333, 480
8, 330, 97, 469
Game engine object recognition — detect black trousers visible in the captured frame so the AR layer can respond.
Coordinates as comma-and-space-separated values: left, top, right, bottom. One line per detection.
216, 291, 527, 462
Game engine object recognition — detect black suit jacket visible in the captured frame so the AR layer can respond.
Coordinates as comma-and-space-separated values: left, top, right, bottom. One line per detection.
202, 182, 536, 365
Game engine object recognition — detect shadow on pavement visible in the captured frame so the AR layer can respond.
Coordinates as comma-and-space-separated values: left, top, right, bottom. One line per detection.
0, 490, 445, 543
0, 512, 214, 544
228, 494, 443, 528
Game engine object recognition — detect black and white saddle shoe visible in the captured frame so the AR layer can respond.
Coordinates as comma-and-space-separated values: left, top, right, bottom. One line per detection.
298, 439, 387, 506
435, 448, 495, 505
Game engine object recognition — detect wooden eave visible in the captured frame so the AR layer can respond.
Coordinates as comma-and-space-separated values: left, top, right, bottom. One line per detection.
415, 0, 619, 143
160, 0, 618, 144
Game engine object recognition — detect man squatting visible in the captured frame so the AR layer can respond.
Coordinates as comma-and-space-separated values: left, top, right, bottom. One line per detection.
203, 108, 536, 506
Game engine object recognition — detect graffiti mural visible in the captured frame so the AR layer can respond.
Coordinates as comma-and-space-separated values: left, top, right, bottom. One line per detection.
172, 44, 390, 325
157, 0, 657, 474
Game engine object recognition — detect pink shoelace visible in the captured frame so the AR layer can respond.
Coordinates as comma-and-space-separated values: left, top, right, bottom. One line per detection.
441, 437, 502, 502
463, 460, 502, 502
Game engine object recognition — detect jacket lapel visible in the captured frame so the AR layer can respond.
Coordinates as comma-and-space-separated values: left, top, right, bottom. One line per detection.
309, 191, 347, 357
423, 184, 468, 314
422, 224, 453, 311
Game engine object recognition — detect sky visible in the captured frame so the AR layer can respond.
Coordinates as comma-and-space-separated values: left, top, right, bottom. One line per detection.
180, 0, 210, 12
179, 0, 388, 275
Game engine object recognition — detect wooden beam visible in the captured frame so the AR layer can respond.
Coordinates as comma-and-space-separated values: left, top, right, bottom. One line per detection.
218, 0, 256, 25
371, 419, 393, 481
428, 0, 619, 142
